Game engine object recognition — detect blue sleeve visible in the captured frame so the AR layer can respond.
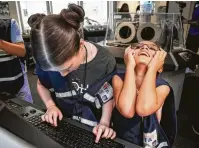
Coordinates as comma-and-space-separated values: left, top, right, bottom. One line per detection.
36, 64, 52, 89
192, 7, 199, 21
156, 76, 170, 88
11, 19, 24, 43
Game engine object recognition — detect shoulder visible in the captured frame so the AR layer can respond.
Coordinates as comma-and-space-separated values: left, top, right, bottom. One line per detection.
113, 74, 123, 85
36, 64, 49, 77
156, 76, 170, 97
94, 42, 115, 61
11, 19, 20, 30
93, 42, 116, 74
11, 19, 17, 25
156, 76, 170, 88
10, 19, 23, 43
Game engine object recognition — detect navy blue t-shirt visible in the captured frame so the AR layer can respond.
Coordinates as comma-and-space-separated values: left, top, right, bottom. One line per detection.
35, 43, 116, 126
112, 73, 176, 147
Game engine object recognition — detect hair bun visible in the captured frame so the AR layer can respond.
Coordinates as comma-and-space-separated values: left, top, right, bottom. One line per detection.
28, 13, 46, 29
60, 4, 85, 30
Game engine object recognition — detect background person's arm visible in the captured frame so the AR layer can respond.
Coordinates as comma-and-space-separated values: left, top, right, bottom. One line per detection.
0, 40, 25, 57
0, 19, 25, 57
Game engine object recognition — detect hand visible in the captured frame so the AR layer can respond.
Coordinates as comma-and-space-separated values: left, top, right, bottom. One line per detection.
0, 39, 3, 48
93, 123, 116, 143
41, 105, 63, 127
148, 49, 167, 72
124, 46, 136, 68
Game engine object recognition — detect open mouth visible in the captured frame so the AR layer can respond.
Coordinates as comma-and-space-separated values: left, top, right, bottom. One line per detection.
139, 51, 150, 57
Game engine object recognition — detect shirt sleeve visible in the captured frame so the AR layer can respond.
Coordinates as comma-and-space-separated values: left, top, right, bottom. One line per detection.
11, 19, 24, 43
36, 64, 52, 89
106, 53, 116, 75
192, 7, 199, 21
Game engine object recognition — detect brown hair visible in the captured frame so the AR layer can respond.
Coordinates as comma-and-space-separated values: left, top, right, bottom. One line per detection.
28, 4, 85, 70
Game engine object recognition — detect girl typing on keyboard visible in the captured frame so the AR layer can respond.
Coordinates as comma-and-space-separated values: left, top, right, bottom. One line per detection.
112, 41, 177, 147
28, 4, 116, 143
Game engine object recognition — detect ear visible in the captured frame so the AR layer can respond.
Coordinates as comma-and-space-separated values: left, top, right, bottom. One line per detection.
80, 39, 84, 49
78, 39, 85, 54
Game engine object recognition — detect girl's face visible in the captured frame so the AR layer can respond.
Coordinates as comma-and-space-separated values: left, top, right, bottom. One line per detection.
51, 41, 85, 76
132, 41, 160, 66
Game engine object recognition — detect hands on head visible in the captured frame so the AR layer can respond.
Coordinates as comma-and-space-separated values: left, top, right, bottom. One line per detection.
124, 43, 167, 73
147, 48, 167, 73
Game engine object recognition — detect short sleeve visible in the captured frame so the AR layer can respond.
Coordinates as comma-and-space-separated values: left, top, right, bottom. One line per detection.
106, 53, 116, 75
156, 76, 169, 88
11, 19, 24, 43
36, 64, 52, 89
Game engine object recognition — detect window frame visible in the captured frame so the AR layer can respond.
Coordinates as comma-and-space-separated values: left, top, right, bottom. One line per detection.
17, 1, 114, 33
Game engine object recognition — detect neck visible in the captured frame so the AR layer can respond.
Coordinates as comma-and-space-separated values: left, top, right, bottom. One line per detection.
135, 64, 147, 89
82, 42, 97, 64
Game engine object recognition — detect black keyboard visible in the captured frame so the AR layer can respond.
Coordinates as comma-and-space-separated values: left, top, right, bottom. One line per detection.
26, 114, 125, 148
0, 99, 140, 148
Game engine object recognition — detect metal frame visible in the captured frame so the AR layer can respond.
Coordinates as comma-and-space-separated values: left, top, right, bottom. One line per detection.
16, 1, 24, 33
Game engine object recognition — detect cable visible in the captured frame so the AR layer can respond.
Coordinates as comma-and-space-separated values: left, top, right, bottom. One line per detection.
68, 44, 88, 123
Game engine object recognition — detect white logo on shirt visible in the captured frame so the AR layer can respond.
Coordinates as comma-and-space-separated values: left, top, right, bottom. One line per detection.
72, 82, 89, 94
143, 130, 158, 147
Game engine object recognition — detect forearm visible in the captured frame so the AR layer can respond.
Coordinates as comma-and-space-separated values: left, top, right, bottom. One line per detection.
0, 40, 26, 57
136, 69, 157, 115
37, 80, 55, 109
117, 66, 136, 117
100, 99, 114, 127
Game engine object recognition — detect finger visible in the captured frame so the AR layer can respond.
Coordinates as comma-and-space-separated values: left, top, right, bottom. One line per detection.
160, 51, 166, 61
128, 48, 134, 55
92, 126, 98, 135
48, 113, 53, 125
127, 49, 135, 58
58, 111, 63, 120
53, 112, 58, 126
44, 114, 49, 123
41, 115, 45, 122
125, 46, 131, 55
155, 51, 161, 58
102, 127, 109, 138
160, 51, 165, 58
107, 129, 114, 139
111, 131, 116, 139
95, 128, 103, 143
160, 48, 164, 51
163, 51, 167, 59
